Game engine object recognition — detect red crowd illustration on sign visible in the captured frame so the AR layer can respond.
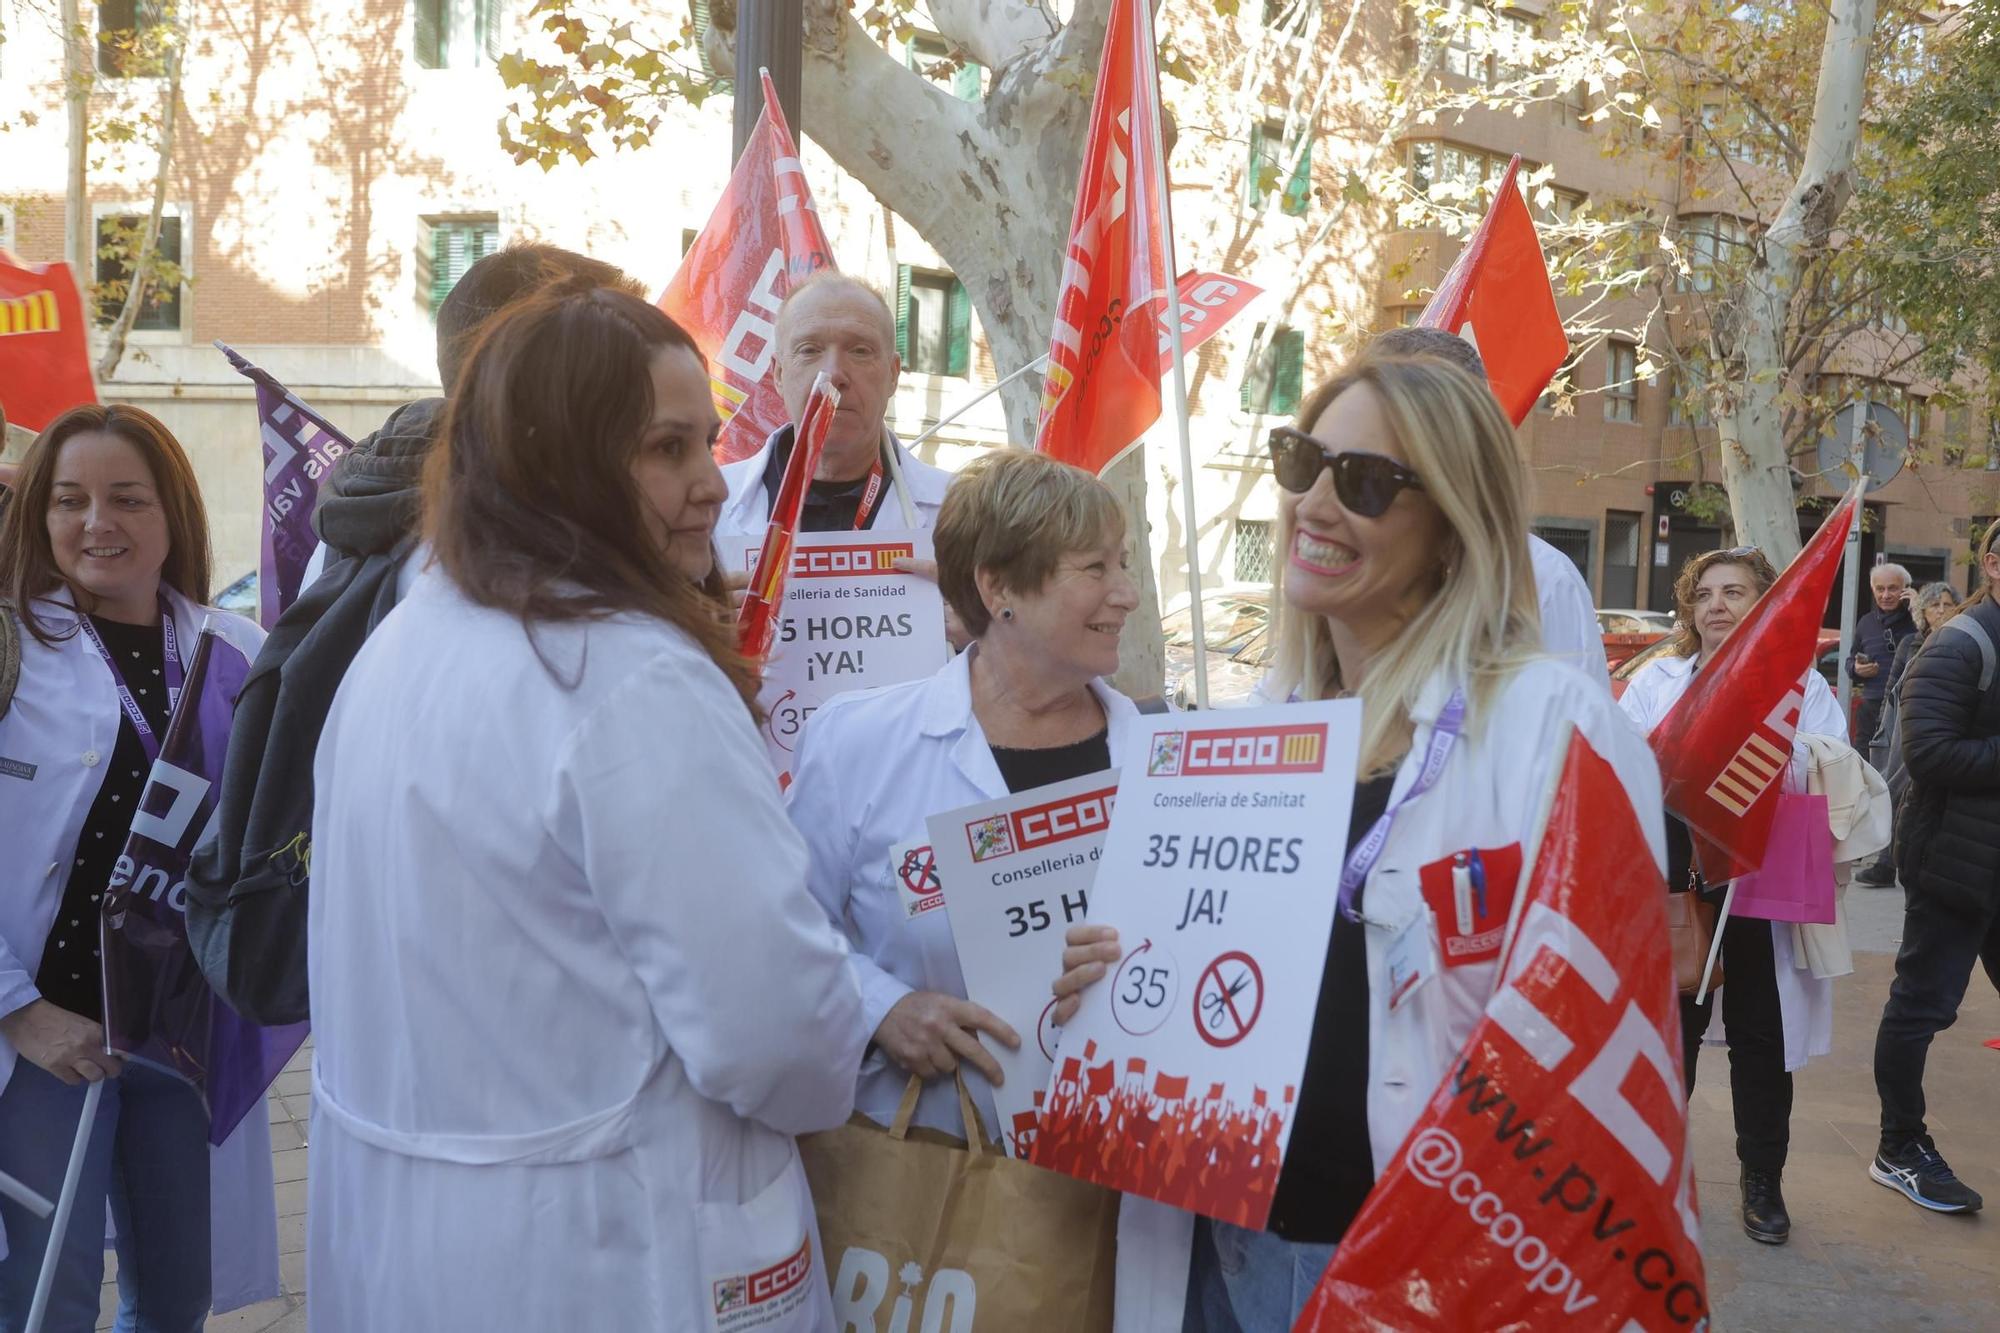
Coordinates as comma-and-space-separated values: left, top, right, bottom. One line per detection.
1030, 1039, 1295, 1229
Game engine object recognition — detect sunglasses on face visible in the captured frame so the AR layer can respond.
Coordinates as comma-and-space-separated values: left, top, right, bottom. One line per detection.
1267, 427, 1425, 518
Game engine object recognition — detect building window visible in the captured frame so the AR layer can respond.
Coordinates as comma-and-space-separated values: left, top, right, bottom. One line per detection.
1559, 81, 1591, 129
1668, 357, 1713, 426
94, 211, 183, 331
414, 0, 502, 70
1241, 323, 1304, 417
1602, 511, 1641, 607
1678, 215, 1752, 293
97, 0, 168, 78
1233, 519, 1276, 584
1904, 391, 1925, 446
906, 33, 982, 100
422, 216, 501, 317
1430, 5, 1534, 85
690, 0, 732, 92
1405, 140, 1543, 211
1604, 340, 1637, 423
1532, 520, 1592, 580
1250, 120, 1312, 216
896, 266, 971, 377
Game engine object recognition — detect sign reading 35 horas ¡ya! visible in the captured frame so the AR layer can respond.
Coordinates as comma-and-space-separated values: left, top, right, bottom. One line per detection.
715, 529, 949, 784
927, 770, 1118, 1160
1029, 700, 1362, 1228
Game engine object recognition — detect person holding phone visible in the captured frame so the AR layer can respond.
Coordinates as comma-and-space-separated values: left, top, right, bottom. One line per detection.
1848, 564, 1916, 779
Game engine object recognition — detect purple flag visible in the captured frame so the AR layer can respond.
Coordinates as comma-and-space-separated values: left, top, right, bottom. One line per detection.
215, 341, 357, 627
99, 627, 310, 1146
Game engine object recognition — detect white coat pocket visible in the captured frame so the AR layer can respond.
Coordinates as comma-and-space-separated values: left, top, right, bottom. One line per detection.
694, 1146, 834, 1333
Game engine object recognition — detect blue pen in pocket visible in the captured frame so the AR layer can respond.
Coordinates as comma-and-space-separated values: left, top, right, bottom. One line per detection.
1468, 848, 1488, 920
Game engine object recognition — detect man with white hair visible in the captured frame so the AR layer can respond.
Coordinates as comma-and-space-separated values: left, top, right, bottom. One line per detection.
1850, 562, 1917, 881
715, 273, 953, 539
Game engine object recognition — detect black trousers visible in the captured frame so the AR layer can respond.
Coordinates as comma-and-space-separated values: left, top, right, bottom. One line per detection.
1680, 907, 1792, 1172
1874, 893, 2000, 1146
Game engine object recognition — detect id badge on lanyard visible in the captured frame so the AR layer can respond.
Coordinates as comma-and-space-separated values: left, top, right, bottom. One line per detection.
74, 593, 184, 766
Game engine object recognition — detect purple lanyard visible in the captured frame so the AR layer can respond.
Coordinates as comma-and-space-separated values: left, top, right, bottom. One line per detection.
1337, 688, 1467, 922
75, 593, 184, 766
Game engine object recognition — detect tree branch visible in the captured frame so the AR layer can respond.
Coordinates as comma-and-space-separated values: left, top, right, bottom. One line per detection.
927, 0, 1059, 73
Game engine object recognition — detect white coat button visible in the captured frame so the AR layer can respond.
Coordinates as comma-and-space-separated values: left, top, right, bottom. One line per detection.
81, 750, 101, 767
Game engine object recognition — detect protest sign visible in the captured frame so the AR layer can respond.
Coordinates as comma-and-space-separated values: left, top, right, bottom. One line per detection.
215, 343, 358, 626
1030, 701, 1361, 1227
927, 770, 1118, 1159
0, 255, 95, 432
1297, 732, 1705, 1332
714, 529, 949, 785
99, 626, 310, 1146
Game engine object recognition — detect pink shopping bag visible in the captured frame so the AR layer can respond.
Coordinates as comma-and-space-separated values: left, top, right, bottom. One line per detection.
1730, 793, 1836, 924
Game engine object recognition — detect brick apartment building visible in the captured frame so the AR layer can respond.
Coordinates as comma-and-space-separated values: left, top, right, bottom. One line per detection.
1, 0, 1990, 612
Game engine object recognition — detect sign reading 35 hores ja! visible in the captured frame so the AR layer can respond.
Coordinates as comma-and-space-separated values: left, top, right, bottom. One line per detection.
1032, 700, 1362, 1229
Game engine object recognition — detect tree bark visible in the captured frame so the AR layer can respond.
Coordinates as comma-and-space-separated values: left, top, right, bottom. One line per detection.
60, 0, 92, 275
98, 25, 185, 382
1715, 0, 1876, 566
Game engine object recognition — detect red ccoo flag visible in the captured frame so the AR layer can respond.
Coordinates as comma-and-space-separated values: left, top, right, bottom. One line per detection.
1298, 734, 1704, 1332
1033, 0, 1170, 475
1418, 155, 1567, 426
1649, 484, 1862, 884
658, 72, 834, 464
0, 254, 96, 432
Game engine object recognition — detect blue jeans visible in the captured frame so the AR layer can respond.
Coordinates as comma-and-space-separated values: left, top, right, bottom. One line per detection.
0, 1061, 211, 1333
1183, 1216, 1338, 1331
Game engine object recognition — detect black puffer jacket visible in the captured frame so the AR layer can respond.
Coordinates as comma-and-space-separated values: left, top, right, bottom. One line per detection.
1894, 594, 2000, 919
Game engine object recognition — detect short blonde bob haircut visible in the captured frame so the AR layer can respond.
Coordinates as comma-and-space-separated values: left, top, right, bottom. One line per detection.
1266, 355, 1542, 774
935, 449, 1125, 638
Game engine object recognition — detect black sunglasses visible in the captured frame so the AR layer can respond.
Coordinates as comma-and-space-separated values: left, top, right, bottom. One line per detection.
1267, 427, 1425, 517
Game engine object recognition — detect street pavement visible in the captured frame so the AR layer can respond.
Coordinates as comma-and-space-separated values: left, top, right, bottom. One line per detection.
90, 882, 1994, 1331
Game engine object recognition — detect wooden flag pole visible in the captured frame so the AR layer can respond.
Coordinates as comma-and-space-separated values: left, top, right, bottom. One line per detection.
1137, 0, 1208, 709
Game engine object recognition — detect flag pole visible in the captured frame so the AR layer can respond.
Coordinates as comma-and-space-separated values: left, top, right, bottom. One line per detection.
905, 354, 1050, 451
1694, 879, 1733, 1007
1136, 0, 1208, 709
25, 1079, 102, 1333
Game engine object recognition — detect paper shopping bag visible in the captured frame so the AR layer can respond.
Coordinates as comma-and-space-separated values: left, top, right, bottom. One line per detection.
797, 1074, 1118, 1331
1730, 793, 1837, 924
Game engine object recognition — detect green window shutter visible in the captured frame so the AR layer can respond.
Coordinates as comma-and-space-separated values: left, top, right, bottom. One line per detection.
1272, 328, 1304, 417
1283, 133, 1313, 217
945, 277, 971, 375
894, 264, 912, 362
1247, 122, 1268, 207
477, 0, 500, 65
413, 0, 444, 69
429, 225, 460, 316
1240, 321, 1269, 412
953, 61, 982, 101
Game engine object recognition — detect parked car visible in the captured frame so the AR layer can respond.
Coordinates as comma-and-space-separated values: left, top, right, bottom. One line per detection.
1163, 591, 1269, 705
1171, 623, 1277, 710
1609, 629, 1844, 702
1597, 608, 1677, 670
216, 571, 258, 618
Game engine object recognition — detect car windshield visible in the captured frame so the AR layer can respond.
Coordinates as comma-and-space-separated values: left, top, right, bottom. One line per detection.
1613, 635, 1681, 680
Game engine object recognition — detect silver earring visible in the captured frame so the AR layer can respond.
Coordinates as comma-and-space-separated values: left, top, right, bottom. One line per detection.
999, 607, 1014, 621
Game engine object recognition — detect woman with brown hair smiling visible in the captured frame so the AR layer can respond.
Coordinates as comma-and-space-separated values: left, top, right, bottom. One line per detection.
305, 282, 864, 1331
0, 404, 278, 1328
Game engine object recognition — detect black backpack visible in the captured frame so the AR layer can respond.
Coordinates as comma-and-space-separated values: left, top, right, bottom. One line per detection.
184, 544, 409, 1024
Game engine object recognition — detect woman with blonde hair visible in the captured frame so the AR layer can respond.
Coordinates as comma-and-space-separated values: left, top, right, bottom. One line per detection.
1056, 355, 1666, 1330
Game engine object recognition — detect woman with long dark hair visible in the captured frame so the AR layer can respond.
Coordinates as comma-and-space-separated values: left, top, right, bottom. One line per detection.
0, 404, 278, 1329
305, 284, 865, 1331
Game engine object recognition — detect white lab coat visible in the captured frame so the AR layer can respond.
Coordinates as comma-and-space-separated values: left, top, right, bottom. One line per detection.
715, 425, 955, 540
785, 645, 1141, 1140
1113, 659, 1664, 1333
1529, 534, 1611, 685
0, 585, 278, 1308
1617, 651, 1847, 1070
306, 566, 866, 1332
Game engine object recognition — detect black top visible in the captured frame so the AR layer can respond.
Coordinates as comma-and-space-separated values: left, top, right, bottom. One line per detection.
989, 729, 1112, 795
37, 615, 172, 1022
1848, 605, 1917, 703
759, 427, 890, 532
1266, 771, 1399, 1243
